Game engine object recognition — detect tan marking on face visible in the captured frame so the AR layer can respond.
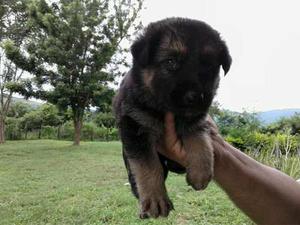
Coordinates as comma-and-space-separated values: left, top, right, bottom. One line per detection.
169, 40, 187, 53
160, 35, 187, 54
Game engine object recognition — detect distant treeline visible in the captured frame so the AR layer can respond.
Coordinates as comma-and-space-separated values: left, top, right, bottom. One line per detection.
5, 102, 118, 141
210, 102, 300, 155
5, 101, 300, 156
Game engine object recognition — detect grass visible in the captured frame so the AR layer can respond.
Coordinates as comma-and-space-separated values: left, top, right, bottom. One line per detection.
248, 149, 300, 179
0, 140, 253, 225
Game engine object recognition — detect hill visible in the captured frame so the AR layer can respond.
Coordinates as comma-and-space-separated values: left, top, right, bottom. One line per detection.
10, 96, 42, 108
9, 97, 300, 125
258, 108, 300, 124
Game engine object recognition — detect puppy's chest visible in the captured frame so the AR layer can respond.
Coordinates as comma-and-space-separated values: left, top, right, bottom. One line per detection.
174, 117, 207, 137
125, 108, 205, 138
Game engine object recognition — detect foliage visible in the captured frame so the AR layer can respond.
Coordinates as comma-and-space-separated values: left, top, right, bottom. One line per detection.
40, 125, 57, 139
0, 0, 28, 143
7, 101, 31, 118
3, 0, 143, 145
39, 103, 63, 126
211, 103, 300, 154
5, 103, 119, 141
5, 116, 22, 139
225, 135, 245, 150
54, 121, 118, 141
264, 113, 300, 135
215, 110, 261, 137
82, 121, 97, 141
20, 109, 42, 131
248, 139, 300, 178
93, 112, 116, 128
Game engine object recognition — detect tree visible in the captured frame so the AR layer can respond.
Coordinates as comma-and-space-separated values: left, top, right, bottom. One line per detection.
0, 0, 28, 143
19, 103, 63, 139
264, 113, 300, 135
4, 0, 143, 145
7, 101, 32, 118
82, 121, 97, 141
39, 103, 63, 127
20, 110, 43, 139
94, 112, 115, 128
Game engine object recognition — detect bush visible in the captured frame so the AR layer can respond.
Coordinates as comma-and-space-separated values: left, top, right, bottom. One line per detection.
94, 112, 116, 128
247, 146, 300, 178
225, 135, 246, 150
82, 122, 98, 141
95, 126, 119, 141
244, 132, 273, 152
59, 121, 74, 140
41, 126, 57, 139
5, 117, 22, 140
224, 129, 300, 156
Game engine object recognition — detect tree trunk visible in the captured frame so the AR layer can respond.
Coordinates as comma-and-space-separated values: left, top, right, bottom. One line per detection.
0, 116, 5, 144
38, 125, 42, 139
73, 117, 83, 146
25, 123, 28, 140
72, 106, 84, 146
57, 125, 61, 140
91, 132, 94, 141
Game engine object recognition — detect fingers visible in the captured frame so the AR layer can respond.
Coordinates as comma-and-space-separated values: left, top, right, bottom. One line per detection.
206, 115, 218, 136
164, 112, 177, 148
162, 112, 187, 167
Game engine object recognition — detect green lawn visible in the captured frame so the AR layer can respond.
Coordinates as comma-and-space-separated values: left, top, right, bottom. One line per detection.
0, 140, 252, 225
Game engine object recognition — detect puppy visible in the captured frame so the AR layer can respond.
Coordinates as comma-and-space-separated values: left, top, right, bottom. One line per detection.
113, 17, 231, 218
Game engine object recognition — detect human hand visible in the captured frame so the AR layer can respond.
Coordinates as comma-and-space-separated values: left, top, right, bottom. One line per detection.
158, 112, 187, 167
159, 112, 224, 167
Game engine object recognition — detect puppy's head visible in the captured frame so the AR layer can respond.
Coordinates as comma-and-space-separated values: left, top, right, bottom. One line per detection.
131, 18, 232, 117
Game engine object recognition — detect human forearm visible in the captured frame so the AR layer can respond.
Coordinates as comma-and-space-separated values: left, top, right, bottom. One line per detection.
213, 137, 300, 225
162, 113, 300, 224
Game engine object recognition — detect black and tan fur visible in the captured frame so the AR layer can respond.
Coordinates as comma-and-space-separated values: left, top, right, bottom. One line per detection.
113, 17, 232, 218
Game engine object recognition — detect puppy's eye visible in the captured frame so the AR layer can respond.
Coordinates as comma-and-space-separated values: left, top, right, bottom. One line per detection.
164, 58, 179, 71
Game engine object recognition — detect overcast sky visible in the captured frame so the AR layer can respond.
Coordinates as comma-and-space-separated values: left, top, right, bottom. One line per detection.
138, 0, 300, 112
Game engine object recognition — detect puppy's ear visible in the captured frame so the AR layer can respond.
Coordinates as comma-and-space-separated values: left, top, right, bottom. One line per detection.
220, 41, 232, 75
131, 37, 149, 67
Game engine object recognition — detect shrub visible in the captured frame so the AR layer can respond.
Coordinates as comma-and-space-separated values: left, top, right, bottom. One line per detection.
5, 117, 22, 140
225, 135, 246, 150
82, 122, 98, 141
59, 121, 74, 140
94, 112, 116, 128
96, 126, 119, 141
41, 126, 57, 139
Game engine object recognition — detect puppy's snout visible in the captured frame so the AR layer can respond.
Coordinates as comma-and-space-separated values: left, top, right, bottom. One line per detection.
183, 91, 197, 105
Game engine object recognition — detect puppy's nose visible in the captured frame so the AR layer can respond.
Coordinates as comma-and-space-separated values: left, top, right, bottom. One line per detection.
183, 91, 197, 105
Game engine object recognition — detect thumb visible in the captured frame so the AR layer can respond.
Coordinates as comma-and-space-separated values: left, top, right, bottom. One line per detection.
164, 112, 177, 147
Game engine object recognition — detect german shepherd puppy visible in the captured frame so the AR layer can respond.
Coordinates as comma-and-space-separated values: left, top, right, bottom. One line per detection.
113, 17, 231, 218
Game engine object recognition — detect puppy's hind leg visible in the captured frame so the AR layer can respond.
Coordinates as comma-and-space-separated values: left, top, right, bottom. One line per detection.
183, 132, 214, 190
120, 116, 173, 218
123, 151, 169, 199
123, 149, 139, 198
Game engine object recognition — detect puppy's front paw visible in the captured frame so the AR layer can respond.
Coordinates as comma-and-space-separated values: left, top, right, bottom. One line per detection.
186, 167, 213, 190
139, 195, 174, 219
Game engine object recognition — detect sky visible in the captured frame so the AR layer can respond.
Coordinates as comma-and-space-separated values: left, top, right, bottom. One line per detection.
137, 0, 300, 112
